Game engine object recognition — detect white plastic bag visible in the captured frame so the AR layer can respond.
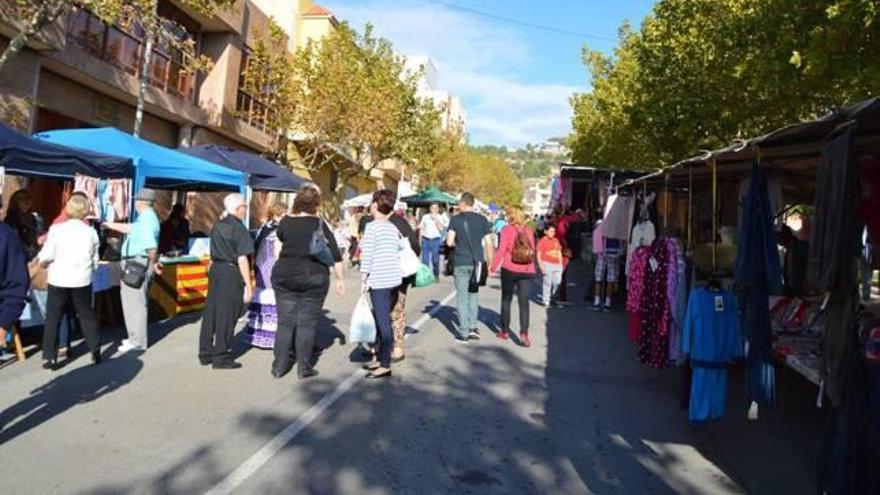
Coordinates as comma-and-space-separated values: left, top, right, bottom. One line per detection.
399, 236, 420, 277
349, 293, 376, 344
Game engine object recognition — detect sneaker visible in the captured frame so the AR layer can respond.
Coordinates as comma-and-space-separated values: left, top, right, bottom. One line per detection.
118, 341, 139, 353
454, 335, 470, 345
602, 305, 612, 313
468, 329, 481, 340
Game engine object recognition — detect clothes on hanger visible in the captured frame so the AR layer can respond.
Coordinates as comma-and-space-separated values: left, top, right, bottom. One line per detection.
603, 193, 635, 241
683, 287, 742, 422
626, 219, 656, 276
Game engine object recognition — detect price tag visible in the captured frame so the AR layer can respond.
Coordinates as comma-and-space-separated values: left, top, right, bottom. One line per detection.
649, 257, 659, 272
714, 295, 725, 312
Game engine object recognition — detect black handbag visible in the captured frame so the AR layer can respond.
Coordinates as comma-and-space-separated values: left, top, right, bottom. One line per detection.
122, 259, 148, 289
462, 215, 489, 293
443, 246, 455, 276
309, 218, 335, 267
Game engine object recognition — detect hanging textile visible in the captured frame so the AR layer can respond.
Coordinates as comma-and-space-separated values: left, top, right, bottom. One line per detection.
683, 287, 742, 422
627, 245, 650, 341
0, 166, 4, 206
808, 128, 861, 294
637, 240, 673, 368
667, 238, 687, 364
626, 220, 656, 276
735, 162, 783, 408
859, 155, 880, 244
74, 174, 100, 218
603, 194, 635, 240
807, 129, 863, 407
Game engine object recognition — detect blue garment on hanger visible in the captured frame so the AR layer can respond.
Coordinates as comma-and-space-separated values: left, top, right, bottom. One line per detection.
684, 287, 743, 422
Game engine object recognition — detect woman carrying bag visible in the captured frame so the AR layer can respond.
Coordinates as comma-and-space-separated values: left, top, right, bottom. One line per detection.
271, 184, 345, 379
489, 206, 537, 347
359, 190, 403, 379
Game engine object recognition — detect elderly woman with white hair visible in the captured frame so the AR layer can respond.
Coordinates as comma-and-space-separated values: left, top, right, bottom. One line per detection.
198, 193, 254, 369
37, 194, 102, 370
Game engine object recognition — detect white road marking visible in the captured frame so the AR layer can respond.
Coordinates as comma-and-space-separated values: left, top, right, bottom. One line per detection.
205, 290, 457, 495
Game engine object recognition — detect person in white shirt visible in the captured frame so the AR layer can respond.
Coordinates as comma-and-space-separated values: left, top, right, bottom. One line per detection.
419, 203, 448, 278
37, 194, 102, 370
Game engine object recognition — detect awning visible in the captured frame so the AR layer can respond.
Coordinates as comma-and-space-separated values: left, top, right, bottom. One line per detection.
0, 122, 132, 179
177, 144, 306, 192
400, 186, 458, 207
36, 128, 246, 192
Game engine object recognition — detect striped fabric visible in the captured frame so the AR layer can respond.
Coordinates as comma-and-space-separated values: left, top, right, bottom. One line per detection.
360, 220, 403, 289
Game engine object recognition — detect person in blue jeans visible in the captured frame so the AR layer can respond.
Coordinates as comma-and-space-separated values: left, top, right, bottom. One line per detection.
419, 203, 447, 278
446, 193, 495, 344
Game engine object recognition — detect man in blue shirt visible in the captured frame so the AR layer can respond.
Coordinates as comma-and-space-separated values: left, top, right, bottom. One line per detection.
104, 188, 161, 353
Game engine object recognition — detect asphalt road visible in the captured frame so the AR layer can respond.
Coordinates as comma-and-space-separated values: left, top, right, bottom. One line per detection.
0, 264, 822, 494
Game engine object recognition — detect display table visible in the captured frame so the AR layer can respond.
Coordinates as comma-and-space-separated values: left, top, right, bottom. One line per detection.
149, 256, 210, 319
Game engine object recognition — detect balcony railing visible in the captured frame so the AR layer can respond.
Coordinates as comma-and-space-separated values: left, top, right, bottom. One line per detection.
67, 8, 195, 102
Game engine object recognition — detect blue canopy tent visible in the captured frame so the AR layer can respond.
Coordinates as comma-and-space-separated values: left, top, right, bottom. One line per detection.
177, 144, 305, 192
0, 122, 132, 179
35, 128, 246, 192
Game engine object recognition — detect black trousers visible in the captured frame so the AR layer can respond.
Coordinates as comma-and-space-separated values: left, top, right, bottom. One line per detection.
273, 281, 329, 374
500, 269, 533, 335
43, 284, 99, 360
199, 264, 244, 362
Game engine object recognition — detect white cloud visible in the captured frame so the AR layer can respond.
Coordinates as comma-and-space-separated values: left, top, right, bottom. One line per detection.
323, 0, 575, 147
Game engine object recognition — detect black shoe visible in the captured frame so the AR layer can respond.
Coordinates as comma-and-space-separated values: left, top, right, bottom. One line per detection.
42, 358, 58, 371
92, 349, 102, 365
298, 368, 319, 379
366, 369, 392, 379
271, 362, 293, 378
212, 360, 242, 370
199, 358, 212, 366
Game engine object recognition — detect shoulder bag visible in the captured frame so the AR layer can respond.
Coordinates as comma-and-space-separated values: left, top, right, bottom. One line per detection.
310, 217, 336, 267
462, 214, 488, 293
399, 233, 421, 277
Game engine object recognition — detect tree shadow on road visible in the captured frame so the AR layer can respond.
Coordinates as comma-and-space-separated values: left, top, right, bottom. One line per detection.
0, 345, 143, 446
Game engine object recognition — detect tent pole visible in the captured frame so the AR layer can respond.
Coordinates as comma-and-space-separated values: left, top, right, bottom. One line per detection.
710, 157, 718, 270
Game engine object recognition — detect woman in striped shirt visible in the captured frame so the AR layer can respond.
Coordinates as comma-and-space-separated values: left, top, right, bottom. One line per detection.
360, 189, 403, 379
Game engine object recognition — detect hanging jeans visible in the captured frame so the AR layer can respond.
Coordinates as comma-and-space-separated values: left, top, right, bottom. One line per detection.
501, 269, 533, 335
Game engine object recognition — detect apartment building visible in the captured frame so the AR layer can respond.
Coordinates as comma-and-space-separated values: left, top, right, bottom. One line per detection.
404, 55, 467, 135
0, 0, 395, 221
523, 178, 552, 217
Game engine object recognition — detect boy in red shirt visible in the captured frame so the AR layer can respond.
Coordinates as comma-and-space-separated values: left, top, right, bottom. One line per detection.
537, 224, 564, 306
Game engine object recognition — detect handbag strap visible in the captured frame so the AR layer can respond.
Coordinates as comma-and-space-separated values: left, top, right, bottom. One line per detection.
461, 213, 484, 266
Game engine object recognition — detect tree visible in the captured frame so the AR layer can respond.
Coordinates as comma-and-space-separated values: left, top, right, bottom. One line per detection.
569, 0, 880, 169
289, 23, 439, 191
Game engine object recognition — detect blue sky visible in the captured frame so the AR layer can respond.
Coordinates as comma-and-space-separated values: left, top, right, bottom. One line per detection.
322, 0, 656, 148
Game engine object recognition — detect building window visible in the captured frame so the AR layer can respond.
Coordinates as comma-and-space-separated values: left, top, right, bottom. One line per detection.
66, 5, 197, 102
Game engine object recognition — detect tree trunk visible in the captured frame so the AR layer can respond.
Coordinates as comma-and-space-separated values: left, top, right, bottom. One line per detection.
0, 1, 67, 75
133, 31, 154, 137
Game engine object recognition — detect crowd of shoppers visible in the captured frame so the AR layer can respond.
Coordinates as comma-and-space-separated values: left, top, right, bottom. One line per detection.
0, 176, 562, 382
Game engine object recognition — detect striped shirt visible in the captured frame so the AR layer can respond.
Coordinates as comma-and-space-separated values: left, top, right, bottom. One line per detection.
360, 219, 403, 289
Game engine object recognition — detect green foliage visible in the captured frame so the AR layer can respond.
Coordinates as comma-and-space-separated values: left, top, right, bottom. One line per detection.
289, 23, 440, 174
569, 0, 880, 169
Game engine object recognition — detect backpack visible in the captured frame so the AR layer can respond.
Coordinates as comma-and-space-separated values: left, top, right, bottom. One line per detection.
511, 227, 533, 265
